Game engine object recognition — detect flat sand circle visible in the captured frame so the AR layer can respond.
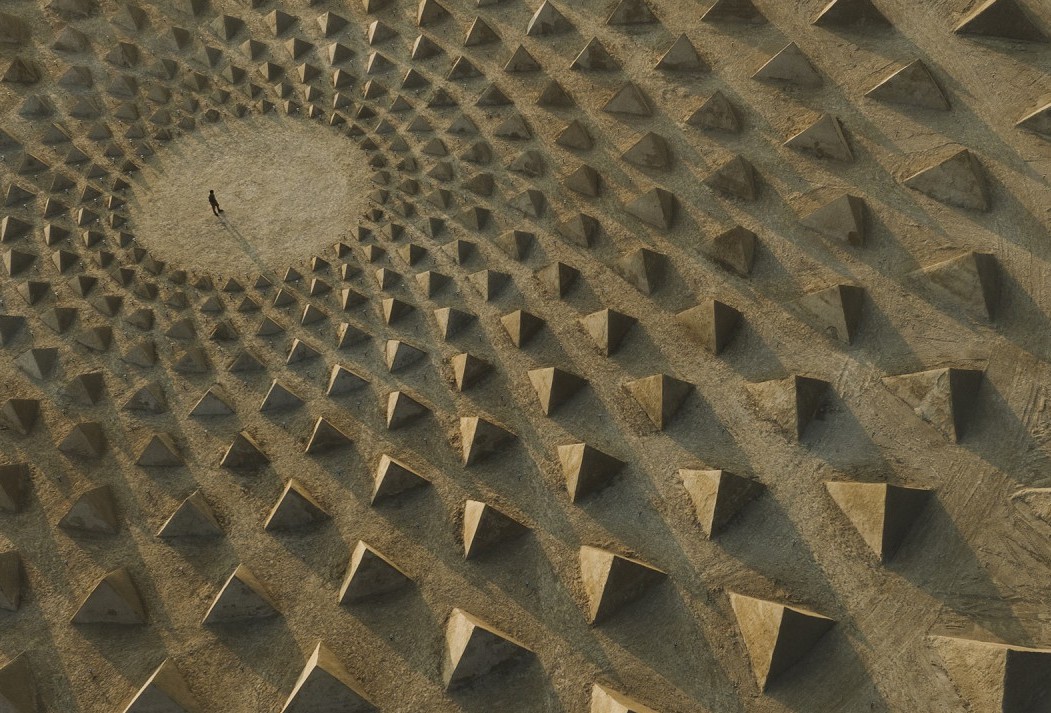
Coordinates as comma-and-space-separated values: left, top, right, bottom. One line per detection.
129, 115, 368, 275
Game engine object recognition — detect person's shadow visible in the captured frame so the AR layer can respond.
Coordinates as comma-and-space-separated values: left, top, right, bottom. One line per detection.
220, 216, 272, 280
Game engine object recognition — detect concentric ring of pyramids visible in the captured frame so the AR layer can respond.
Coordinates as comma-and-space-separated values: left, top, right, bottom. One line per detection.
1, 0, 1051, 710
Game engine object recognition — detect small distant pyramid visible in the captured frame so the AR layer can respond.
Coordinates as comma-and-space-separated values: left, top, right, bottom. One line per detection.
812, 0, 891, 27
624, 189, 676, 230
123, 383, 167, 414
281, 642, 376, 713
338, 541, 411, 604
122, 659, 201, 713
461, 417, 515, 465
265, 480, 329, 531
622, 132, 671, 170
616, 247, 666, 294
442, 608, 531, 688
796, 284, 865, 344
555, 120, 593, 150
705, 155, 758, 201
748, 375, 831, 440
682, 469, 763, 537
866, 60, 949, 111
58, 421, 106, 458
825, 481, 931, 561
16, 347, 57, 379
462, 500, 528, 558
624, 374, 693, 430
372, 455, 429, 503
451, 353, 491, 391
203, 565, 279, 624
136, 433, 183, 467
929, 636, 1051, 712
687, 91, 740, 133
0, 653, 38, 713
327, 365, 369, 396
580, 308, 636, 356
730, 592, 835, 691
72, 567, 146, 625
1018, 100, 1051, 137
571, 38, 620, 72
579, 546, 666, 624
189, 386, 235, 417
385, 339, 426, 371
528, 367, 587, 415
537, 262, 580, 298
65, 371, 104, 405
801, 194, 867, 246
882, 367, 983, 442
501, 310, 545, 348
753, 43, 821, 87
904, 149, 989, 212
785, 114, 852, 161
708, 225, 757, 275
702, 0, 766, 23
558, 212, 601, 246
676, 299, 741, 355
526, 1, 573, 36
60, 485, 119, 534
602, 82, 652, 117
157, 490, 223, 539
919, 251, 1000, 322
560, 443, 625, 502
656, 34, 706, 72
220, 431, 269, 470
305, 417, 353, 453
505, 44, 540, 72
953, 0, 1046, 42
434, 307, 475, 339
259, 380, 304, 412
590, 683, 659, 713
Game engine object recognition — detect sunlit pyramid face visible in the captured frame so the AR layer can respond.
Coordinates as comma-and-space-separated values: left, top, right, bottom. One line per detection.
0, 0, 1048, 710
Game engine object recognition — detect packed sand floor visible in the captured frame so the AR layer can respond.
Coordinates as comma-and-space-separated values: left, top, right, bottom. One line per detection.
129, 116, 369, 274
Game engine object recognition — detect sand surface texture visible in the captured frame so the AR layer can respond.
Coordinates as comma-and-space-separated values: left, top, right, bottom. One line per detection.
131, 116, 368, 272
0, 0, 1049, 711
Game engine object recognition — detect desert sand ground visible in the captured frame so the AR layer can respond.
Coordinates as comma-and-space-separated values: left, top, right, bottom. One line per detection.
0, 0, 1050, 711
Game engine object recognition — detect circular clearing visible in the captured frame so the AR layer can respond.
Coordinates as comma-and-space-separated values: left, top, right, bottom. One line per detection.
129, 115, 369, 275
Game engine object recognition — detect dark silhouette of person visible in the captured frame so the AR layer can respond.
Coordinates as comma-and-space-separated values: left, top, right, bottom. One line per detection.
208, 189, 223, 217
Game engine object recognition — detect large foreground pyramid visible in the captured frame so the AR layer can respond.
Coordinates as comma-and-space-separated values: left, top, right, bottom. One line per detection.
0, 0, 1050, 710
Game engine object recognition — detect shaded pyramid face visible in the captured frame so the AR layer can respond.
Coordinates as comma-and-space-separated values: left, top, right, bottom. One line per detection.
0, 0, 1048, 710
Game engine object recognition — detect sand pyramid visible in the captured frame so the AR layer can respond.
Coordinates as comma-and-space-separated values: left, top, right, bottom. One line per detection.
825, 482, 931, 561
730, 593, 835, 691
580, 546, 666, 624
281, 643, 375, 713
882, 367, 983, 442
442, 608, 531, 688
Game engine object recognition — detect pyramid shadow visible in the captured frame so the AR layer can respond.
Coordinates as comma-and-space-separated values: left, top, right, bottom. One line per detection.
896, 497, 1030, 645
716, 491, 836, 601
765, 625, 889, 712
267, 517, 347, 581
459, 534, 618, 674
843, 292, 920, 370
800, 384, 889, 470
348, 582, 445, 681
995, 269, 1051, 362
597, 582, 746, 713
209, 615, 300, 685
447, 655, 561, 713
957, 369, 1043, 482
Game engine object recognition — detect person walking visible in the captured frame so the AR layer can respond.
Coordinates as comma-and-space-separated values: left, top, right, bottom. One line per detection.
208, 189, 224, 217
